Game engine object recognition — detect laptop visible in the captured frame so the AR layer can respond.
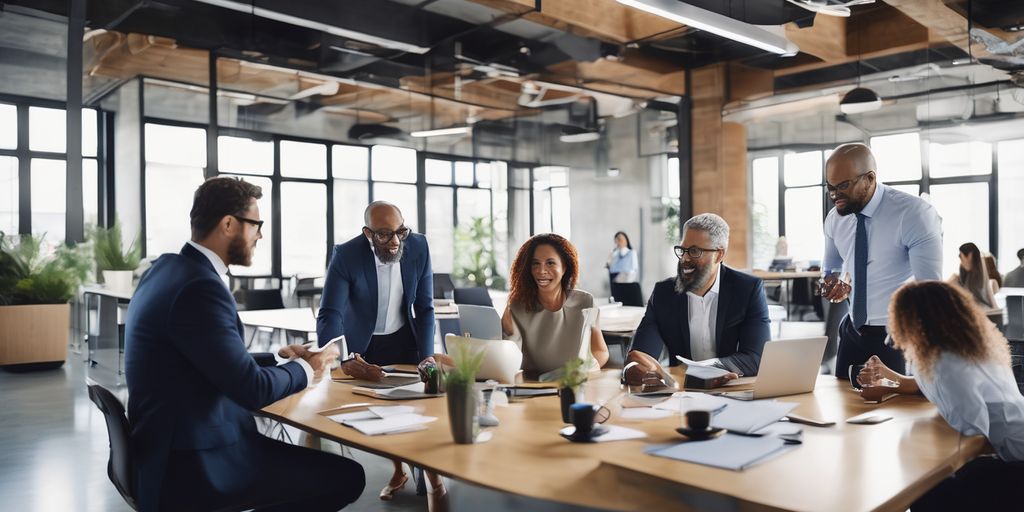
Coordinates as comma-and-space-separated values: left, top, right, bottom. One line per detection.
720, 336, 828, 401
444, 334, 523, 384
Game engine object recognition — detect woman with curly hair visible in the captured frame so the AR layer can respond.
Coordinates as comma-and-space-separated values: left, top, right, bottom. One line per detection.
855, 280, 1024, 511
501, 233, 609, 374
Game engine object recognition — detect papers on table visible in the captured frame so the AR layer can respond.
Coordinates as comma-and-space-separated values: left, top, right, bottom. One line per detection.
351, 382, 440, 400
559, 425, 648, 443
652, 392, 731, 414
675, 355, 732, 380
646, 433, 795, 471
710, 400, 798, 434
336, 372, 422, 389
328, 405, 437, 435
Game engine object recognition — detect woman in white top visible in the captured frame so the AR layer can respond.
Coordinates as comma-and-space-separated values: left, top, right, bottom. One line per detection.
502, 233, 609, 374
606, 231, 639, 283
857, 280, 1024, 511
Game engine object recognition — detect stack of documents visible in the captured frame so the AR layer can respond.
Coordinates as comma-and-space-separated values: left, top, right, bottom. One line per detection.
646, 433, 794, 471
351, 382, 439, 400
676, 356, 732, 388
709, 400, 798, 434
652, 392, 731, 414
328, 405, 437, 435
335, 371, 422, 389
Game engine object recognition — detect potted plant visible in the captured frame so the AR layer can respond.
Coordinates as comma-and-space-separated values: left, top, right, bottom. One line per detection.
0, 232, 91, 370
558, 357, 589, 423
91, 221, 141, 294
446, 343, 485, 444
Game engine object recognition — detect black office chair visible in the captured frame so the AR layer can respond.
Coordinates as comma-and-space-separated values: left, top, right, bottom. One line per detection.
87, 384, 136, 510
240, 288, 285, 311
454, 287, 493, 307
610, 282, 644, 307
433, 273, 456, 300
789, 278, 822, 321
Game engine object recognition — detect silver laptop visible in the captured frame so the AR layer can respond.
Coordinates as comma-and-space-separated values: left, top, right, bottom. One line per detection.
720, 336, 828, 401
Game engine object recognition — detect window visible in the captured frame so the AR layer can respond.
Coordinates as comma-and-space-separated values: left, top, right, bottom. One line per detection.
751, 157, 779, 270
333, 145, 370, 242
870, 133, 921, 183
219, 136, 273, 175
333, 145, 368, 180
425, 158, 452, 185
280, 140, 326, 179
144, 123, 206, 256
783, 151, 822, 187
371, 145, 416, 183
373, 182, 418, 230
29, 107, 66, 153
532, 166, 570, 238
997, 139, 1024, 275
0, 103, 15, 150
784, 186, 824, 265
281, 182, 327, 275
425, 187, 454, 273
31, 158, 66, 242
929, 183, 990, 277
0, 156, 17, 235
929, 141, 991, 178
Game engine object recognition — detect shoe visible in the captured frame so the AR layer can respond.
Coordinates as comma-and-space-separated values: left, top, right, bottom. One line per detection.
379, 472, 408, 501
427, 484, 448, 512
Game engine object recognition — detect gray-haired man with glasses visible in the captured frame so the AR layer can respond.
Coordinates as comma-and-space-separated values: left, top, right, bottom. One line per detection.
624, 213, 771, 386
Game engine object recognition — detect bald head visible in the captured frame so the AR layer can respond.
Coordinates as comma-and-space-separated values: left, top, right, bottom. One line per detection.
363, 201, 403, 228
825, 143, 877, 216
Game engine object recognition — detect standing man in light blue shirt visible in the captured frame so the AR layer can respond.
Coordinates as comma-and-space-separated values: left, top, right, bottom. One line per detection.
819, 143, 943, 376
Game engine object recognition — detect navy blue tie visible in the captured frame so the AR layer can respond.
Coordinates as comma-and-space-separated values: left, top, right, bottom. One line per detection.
853, 213, 868, 327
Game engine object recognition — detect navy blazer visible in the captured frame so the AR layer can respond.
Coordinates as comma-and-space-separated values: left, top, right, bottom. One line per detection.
631, 265, 771, 376
125, 244, 307, 511
316, 233, 435, 359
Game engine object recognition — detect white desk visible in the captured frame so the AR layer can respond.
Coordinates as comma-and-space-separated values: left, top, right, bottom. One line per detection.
238, 307, 316, 333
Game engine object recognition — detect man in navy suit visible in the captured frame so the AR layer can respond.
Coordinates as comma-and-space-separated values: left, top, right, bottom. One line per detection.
125, 177, 364, 511
317, 201, 444, 502
624, 213, 771, 386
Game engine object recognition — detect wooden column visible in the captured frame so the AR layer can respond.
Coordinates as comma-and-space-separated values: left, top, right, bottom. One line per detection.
690, 63, 749, 267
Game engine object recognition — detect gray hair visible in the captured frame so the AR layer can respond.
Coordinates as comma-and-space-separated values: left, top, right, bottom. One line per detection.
682, 213, 730, 250
363, 201, 402, 226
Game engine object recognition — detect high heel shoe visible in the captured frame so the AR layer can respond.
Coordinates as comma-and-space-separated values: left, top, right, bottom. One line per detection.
379, 472, 409, 500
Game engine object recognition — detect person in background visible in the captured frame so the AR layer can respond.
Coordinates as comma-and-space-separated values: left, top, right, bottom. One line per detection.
624, 213, 770, 385
819, 143, 943, 377
125, 177, 363, 511
983, 253, 1002, 293
316, 201, 444, 505
856, 281, 1024, 511
606, 231, 639, 283
502, 233, 610, 374
948, 242, 997, 309
1005, 248, 1024, 288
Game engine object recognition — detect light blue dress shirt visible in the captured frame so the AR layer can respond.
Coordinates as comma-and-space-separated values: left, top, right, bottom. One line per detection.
822, 183, 943, 326
609, 248, 639, 282
915, 352, 1024, 462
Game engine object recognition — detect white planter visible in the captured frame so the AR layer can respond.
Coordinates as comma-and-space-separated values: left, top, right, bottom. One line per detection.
102, 270, 134, 295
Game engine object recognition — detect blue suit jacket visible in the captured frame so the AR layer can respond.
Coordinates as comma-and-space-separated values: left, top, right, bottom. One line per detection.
125, 244, 307, 511
631, 265, 771, 376
317, 233, 435, 359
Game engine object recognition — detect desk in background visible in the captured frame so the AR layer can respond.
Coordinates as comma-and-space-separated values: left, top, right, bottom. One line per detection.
263, 373, 984, 512
83, 286, 132, 382
751, 270, 821, 321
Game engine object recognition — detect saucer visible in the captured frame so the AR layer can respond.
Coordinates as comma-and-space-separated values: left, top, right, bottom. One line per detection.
674, 426, 725, 441
559, 425, 610, 443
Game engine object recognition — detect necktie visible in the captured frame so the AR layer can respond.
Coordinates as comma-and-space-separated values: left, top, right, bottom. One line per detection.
375, 265, 390, 333
853, 213, 868, 327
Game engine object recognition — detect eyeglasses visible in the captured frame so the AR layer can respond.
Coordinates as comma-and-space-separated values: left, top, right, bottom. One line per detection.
232, 215, 264, 233
673, 246, 720, 259
365, 226, 411, 244
826, 172, 871, 193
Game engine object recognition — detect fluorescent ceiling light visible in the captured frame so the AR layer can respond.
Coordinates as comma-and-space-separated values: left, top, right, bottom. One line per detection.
616, 0, 799, 56
559, 131, 601, 143
194, 0, 431, 54
410, 126, 471, 138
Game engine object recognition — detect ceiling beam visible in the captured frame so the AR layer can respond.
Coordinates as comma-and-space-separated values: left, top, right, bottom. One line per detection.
469, 0, 684, 44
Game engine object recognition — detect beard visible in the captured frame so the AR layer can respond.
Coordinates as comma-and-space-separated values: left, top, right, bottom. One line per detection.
374, 240, 405, 264
833, 194, 865, 216
675, 259, 714, 294
227, 232, 254, 266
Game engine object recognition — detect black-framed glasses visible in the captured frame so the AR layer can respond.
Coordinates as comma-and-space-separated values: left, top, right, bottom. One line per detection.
826, 172, 871, 193
673, 246, 720, 259
364, 226, 410, 244
232, 215, 264, 233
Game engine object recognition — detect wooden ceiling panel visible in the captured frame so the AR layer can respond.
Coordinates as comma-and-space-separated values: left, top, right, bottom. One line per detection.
470, 0, 684, 44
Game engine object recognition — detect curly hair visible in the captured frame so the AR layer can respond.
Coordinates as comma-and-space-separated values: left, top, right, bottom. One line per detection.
888, 280, 1010, 380
508, 233, 579, 312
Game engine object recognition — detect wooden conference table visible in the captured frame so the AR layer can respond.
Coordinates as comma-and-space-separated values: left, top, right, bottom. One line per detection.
261, 372, 986, 512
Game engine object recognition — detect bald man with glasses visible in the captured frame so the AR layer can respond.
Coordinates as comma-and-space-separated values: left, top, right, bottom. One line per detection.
820, 143, 943, 378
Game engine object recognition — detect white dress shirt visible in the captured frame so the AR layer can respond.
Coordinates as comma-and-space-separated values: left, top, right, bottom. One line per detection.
686, 264, 721, 362
370, 238, 406, 335
823, 183, 943, 326
187, 241, 314, 387
915, 352, 1024, 462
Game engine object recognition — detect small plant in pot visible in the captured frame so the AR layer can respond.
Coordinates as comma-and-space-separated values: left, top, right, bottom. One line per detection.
91, 221, 140, 294
0, 232, 91, 369
559, 357, 590, 424
446, 344, 485, 444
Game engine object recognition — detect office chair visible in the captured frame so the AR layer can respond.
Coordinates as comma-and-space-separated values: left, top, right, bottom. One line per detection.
610, 282, 644, 307
433, 273, 456, 300
455, 304, 502, 340
240, 288, 285, 311
87, 384, 136, 510
789, 278, 822, 321
454, 287, 493, 307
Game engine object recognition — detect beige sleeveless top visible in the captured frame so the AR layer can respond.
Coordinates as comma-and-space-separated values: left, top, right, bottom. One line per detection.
509, 289, 595, 374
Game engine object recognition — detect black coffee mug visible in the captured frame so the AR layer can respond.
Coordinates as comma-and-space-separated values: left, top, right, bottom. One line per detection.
570, 403, 596, 440
686, 410, 710, 431
849, 364, 865, 390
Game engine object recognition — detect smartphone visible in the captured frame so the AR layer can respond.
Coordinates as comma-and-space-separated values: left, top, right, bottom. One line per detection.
846, 414, 893, 425
785, 414, 835, 427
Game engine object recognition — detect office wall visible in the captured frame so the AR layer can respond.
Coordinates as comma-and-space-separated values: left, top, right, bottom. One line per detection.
102, 80, 143, 248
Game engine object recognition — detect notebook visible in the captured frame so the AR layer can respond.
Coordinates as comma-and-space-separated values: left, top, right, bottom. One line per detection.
709, 400, 798, 434
351, 382, 441, 401
330, 411, 437, 436
334, 371, 422, 389
646, 433, 795, 471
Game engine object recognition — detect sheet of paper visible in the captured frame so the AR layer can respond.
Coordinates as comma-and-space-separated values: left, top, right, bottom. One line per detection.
619, 407, 674, 420
620, 393, 672, 408
367, 405, 416, 418
646, 433, 795, 471
560, 424, 647, 443
339, 413, 437, 436
754, 422, 803, 437
676, 355, 731, 379
652, 392, 730, 414
710, 400, 798, 434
